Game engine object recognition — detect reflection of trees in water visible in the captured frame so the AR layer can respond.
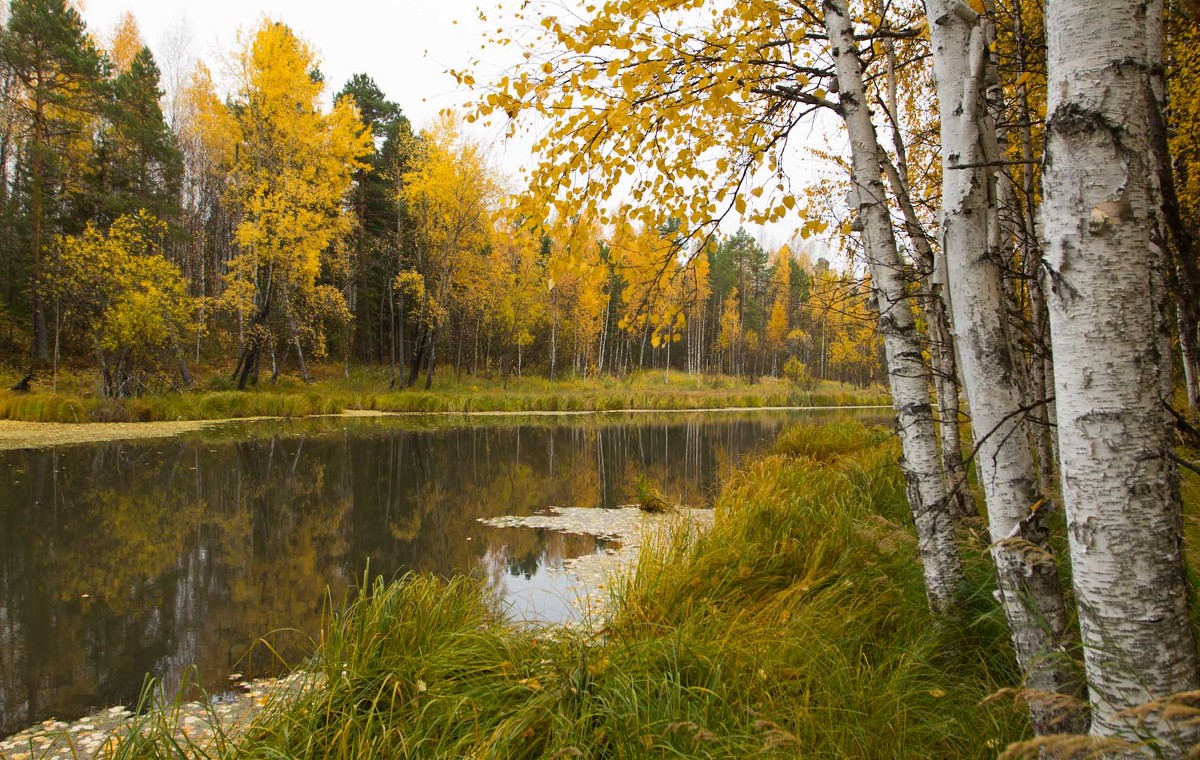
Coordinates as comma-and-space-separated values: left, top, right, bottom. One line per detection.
0, 414, 796, 736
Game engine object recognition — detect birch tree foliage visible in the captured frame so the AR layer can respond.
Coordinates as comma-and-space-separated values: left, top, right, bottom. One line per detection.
609, 216, 688, 347
179, 61, 238, 226
544, 215, 610, 370
464, 0, 853, 236
400, 111, 498, 295
395, 110, 502, 386
47, 211, 195, 395
1170, 11, 1200, 228
107, 11, 143, 74
220, 21, 371, 372
765, 247, 791, 357
488, 222, 546, 375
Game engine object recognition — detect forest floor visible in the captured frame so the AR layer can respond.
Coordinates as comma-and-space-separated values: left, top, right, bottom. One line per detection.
0, 365, 889, 425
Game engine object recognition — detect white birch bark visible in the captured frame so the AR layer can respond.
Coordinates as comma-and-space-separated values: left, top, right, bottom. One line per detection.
1010, 1, 1061, 485
823, 0, 965, 613
880, 154, 976, 522
923, 0, 1083, 733
1041, 0, 1200, 745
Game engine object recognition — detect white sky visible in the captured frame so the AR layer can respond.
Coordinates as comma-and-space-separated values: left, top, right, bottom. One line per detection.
76, 0, 840, 254
78, 0, 527, 159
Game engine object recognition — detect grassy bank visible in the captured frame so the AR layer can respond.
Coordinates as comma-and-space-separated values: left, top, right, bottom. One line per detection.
110, 421, 1028, 759
0, 366, 889, 423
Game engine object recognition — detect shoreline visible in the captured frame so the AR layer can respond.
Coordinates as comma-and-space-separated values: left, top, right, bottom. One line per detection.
0, 673, 309, 760
0, 505, 710, 757
0, 404, 893, 451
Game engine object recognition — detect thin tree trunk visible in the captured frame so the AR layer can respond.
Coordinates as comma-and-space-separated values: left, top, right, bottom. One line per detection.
474, 312, 482, 376
52, 302, 60, 391
1041, 0, 1200, 744
825, 0, 965, 614
285, 298, 310, 384
924, 0, 1083, 731
172, 334, 194, 389
27, 93, 52, 365
1180, 314, 1200, 412
234, 265, 273, 390
407, 329, 425, 389
388, 282, 398, 390
1012, 0, 1059, 486
271, 343, 290, 384
880, 155, 977, 521
1144, 18, 1200, 416
550, 289, 558, 380
926, 296, 976, 520
294, 336, 309, 383
424, 328, 438, 390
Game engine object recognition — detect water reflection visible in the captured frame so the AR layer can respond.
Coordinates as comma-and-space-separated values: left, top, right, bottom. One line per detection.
0, 410, 874, 736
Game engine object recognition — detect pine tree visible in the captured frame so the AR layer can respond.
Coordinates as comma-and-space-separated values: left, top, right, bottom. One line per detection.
335, 73, 408, 364
95, 46, 182, 224
1, 0, 105, 363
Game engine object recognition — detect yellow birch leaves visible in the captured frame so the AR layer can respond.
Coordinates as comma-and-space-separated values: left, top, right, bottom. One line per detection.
215, 21, 372, 353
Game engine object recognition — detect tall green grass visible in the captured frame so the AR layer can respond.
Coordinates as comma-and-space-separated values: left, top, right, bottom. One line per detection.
108, 421, 1026, 759
0, 367, 890, 423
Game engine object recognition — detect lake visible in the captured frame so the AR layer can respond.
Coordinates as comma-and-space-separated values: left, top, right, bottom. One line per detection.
0, 409, 885, 737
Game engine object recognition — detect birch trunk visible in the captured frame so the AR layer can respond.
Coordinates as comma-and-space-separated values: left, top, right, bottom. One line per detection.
1011, 1, 1060, 485
1041, 0, 1200, 745
926, 291, 975, 520
880, 155, 976, 521
824, 0, 965, 613
923, 0, 1083, 732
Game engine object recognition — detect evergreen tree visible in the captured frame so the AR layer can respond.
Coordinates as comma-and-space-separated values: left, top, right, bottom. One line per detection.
335, 73, 409, 363
94, 46, 182, 225
1, 0, 105, 364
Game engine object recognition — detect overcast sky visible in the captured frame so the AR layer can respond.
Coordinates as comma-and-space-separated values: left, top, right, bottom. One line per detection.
78, 0, 530, 161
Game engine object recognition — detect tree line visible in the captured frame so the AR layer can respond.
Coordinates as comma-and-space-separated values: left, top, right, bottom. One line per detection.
0, 0, 886, 396
472, 0, 1200, 754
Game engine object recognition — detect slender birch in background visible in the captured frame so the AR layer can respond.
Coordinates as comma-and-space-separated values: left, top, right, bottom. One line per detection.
1041, 0, 1200, 745
879, 148, 975, 522
823, 0, 965, 613
876, 33, 975, 521
922, 0, 1082, 733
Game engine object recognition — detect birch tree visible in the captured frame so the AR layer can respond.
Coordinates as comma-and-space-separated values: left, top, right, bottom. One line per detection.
470, 0, 966, 611
221, 21, 371, 389
399, 111, 498, 388
823, 0, 965, 612
922, 0, 1081, 732
1041, 0, 1200, 746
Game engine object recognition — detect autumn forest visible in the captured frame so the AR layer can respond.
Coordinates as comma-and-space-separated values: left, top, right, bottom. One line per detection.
0, 4, 884, 398
4, 0, 1200, 756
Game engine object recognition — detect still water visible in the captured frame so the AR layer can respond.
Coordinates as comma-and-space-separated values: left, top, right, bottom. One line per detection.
0, 409, 880, 736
